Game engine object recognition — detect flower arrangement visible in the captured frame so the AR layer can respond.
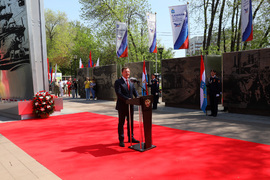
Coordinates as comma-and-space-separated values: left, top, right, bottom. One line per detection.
33, 91, 55, 118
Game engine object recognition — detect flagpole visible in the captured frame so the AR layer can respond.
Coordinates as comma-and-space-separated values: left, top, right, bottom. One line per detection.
155, 12, 157, 74
187, 2, 190, 54
155, 53, 157, 74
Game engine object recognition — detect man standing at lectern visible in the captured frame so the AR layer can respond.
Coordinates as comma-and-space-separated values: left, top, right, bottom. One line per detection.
115, 67, 139, 147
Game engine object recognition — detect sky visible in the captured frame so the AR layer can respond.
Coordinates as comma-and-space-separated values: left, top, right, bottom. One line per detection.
43, 0, 199, 58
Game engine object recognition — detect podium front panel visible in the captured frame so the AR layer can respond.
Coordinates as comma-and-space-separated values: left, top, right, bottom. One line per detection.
140, 95, 153, 111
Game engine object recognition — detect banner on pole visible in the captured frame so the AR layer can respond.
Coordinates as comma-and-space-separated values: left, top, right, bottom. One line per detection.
169, 5, 189, 49
241, 0, 253, 42
116, 22, 128, 58
147, 12, 157, 53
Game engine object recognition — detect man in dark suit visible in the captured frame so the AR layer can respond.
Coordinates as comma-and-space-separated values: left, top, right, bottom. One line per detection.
207, 69, 221, 117
114, 67, 139, 147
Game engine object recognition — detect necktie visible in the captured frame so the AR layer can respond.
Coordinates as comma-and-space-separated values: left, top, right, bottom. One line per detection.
126, 79, 130, 90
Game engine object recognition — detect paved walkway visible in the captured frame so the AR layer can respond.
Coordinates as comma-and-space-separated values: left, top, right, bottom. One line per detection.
0, 96, 270, 179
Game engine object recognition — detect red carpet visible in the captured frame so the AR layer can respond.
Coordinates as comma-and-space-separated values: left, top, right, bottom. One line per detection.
0, 112, 270, 179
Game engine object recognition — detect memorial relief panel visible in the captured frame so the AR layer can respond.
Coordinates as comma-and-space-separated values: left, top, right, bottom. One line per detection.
0, 0, 33, 99
223, 48, 270, 115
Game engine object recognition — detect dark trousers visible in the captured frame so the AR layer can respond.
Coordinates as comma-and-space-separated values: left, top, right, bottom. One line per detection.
209, 94, 218, 116
152, 94, 159, 109
118, 108, 134, 142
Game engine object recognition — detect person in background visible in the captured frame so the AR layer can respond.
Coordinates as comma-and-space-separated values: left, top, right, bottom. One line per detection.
84, 77, 90, 100
149, 74, 159, 109
63, 78, 68, 96
90, 78, 96, 100
207, 69, 221, 117
67, 78, 72, 97
73, 78, 78, 98
71, 81, 76, 98
59, 79, 64, 97
51, 79, 55, 95
54, 79, 60, 97
114, 67, 139, 147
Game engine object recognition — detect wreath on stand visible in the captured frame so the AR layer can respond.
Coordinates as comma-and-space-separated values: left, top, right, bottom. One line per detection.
33, 91, 55, 118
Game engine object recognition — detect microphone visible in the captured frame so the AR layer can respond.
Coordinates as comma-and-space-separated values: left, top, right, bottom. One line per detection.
130, 77, 140, 84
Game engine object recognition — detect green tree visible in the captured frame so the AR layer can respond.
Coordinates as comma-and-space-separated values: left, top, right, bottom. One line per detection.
70, 21, 97, 68
80, 0, 153, 63
45, 9, 74, 75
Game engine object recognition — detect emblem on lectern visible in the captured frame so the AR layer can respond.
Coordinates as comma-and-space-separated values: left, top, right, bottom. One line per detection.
145, 99, 151, 108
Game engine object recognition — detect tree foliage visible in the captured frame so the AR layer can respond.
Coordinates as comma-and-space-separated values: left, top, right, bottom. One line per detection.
45, 9, 74, 74
79, 0, 174, 67
181, 0, 270, 55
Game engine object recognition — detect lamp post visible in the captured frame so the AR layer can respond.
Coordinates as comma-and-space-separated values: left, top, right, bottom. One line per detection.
70, 59, 72, 79
157, 47, 164, 73
73, 55, 77, 79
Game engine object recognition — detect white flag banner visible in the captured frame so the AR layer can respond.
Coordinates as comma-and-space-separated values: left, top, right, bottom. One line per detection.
79, 58, 83, 68
241, 0, 253, 41
147, 12, 157, 53
169, 5, 189, 49
116, 22, 128, 58
54, 64, 57, 80
96, 58, 100, 67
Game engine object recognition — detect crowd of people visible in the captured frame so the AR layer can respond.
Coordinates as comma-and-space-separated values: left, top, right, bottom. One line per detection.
50, 78, 78, 98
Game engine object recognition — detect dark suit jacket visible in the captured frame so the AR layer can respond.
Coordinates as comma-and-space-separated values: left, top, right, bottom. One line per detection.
115, 77, 139, 114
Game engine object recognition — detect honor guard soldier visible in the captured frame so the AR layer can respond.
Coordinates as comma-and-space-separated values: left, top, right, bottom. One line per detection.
207, 70, 221, 117
149, 74, 159, 109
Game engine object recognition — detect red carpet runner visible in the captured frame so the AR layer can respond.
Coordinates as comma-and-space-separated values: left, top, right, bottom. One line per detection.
0, 112, 270, 179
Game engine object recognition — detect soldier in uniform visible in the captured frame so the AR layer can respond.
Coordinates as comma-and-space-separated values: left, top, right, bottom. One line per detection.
207, 70, 221, 117
149, 74, 159, 109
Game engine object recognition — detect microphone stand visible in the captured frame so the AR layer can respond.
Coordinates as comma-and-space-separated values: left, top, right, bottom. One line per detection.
131, 80, 147, 95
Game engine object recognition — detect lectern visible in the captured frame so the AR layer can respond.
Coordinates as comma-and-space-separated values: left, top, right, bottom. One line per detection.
126, 95, 156, 152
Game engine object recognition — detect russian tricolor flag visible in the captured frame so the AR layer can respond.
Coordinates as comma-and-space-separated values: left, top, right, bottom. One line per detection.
116, 22, 128, 58
88, 51, 93, 67
200, 55, 207, 113
241, 0, 253, 42
147, 12, 157, 53
169, 5, 189, 49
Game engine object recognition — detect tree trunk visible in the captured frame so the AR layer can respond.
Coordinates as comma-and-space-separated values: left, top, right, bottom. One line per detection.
203, 0, 209, 53
236, 15, 241, 51
217, 0, 226, 52
230, 0, 237, 52
259, 25, 270, 47
223, 27, 227, 52
206, 0, 220, 54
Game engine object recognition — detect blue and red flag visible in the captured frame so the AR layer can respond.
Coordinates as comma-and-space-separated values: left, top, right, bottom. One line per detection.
241, 0, 253, 42
200, 55, 207, 113
88, 51, 93, 67
169, 5, 189, 49
142, 60, 148, 96
50, 66, 53, 82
